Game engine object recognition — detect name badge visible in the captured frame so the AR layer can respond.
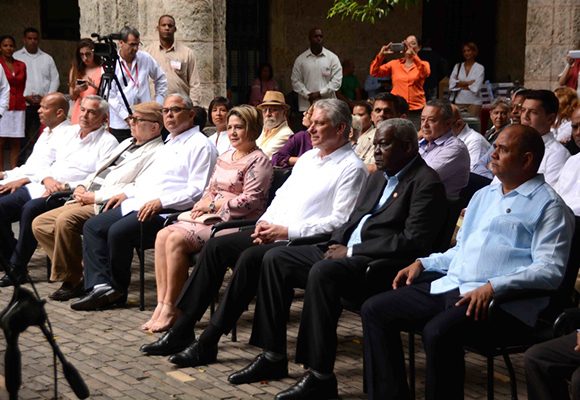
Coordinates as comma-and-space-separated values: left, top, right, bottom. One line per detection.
170, 60, 182, 71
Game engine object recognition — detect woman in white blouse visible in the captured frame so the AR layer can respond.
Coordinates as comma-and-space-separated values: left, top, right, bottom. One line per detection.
449, 42, 485, 118
207, 96, 232, 155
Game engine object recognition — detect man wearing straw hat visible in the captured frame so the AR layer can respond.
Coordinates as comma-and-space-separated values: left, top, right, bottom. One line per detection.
255, 91, 294, 159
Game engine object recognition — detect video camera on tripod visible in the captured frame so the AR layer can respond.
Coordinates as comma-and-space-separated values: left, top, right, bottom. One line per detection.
90, 32, 132, 116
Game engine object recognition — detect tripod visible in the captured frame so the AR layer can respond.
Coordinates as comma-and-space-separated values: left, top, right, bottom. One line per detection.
97, 50, 132, 118
0, 255, 89, 399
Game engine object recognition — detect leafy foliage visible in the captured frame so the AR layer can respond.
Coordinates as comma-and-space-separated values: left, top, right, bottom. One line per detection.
327, 0, 420, 23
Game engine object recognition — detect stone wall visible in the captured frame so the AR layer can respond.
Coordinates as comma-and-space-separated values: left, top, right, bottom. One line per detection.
269, 0, 423, 95
0, 0, 76, 93
525, 0, 580, 89
78, 0, 226, 107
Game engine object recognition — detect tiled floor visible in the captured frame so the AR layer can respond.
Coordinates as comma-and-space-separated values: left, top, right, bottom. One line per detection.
0, 248, 529, 399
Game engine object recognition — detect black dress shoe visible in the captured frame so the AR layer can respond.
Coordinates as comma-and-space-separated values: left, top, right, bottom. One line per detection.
168, 341, 217, 367
139, 329, 194, 356
49, 281, 85, 301
70, 285, 125, 311
275, 371, 338, 400
0, 272, 27, 288
228, 353, 288, 385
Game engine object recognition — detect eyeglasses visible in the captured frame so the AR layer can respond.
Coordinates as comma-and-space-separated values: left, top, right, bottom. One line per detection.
79, 51, 94, 58
125, 42, 142, 48
374, 142, 394, 151
128, 116, 157, 124
161, 106, 190, 115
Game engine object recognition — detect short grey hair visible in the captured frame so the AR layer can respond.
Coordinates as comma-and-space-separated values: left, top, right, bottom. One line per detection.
376, 118, 418, 153
83, 95, 109, 116
426, 99, 453, 122
120, 26, 140, 41
491, 97, 510, 111
313, 99, 352, 139
165, 93, 193, 109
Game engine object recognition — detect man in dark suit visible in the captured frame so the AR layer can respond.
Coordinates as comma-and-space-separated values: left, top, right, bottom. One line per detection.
228, 118, 448, 399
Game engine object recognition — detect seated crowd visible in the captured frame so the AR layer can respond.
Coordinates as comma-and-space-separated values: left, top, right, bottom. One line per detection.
1, 18, 580, 400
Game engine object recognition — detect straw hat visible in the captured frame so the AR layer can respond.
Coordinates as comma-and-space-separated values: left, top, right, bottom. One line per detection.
257, 91, 290, 110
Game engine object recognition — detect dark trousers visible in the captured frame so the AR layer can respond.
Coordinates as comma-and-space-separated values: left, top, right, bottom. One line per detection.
109, 128, 132, 143
173, 229, 285, 338
361, 277, 530, 400
0, 188, 53, 272
249, 245, 371, 374
525, 332, 580, 400
19, 105, 41, 165
82, 208, 164, 291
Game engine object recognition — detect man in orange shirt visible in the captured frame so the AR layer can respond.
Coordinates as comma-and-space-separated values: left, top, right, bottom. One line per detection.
370, 35, 430, 129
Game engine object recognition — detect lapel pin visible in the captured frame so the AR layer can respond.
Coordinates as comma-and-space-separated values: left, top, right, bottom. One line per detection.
393, 192, 398, 198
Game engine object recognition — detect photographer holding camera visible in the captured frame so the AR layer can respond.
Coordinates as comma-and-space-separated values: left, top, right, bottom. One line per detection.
107, 26, 167, 143
558, 42, 580, 93
369, 35, 430, 129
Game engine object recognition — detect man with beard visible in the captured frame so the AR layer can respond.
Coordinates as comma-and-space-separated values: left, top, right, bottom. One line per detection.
254, 91, 293, 159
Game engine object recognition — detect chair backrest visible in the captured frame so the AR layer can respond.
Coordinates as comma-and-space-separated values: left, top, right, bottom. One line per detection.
459, 173, 492, 209
267, 167, 292, 207
433, 198, 464, 253
556, 216, 580, 307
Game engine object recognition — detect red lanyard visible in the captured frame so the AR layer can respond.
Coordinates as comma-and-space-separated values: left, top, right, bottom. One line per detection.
121, 60, 139, 88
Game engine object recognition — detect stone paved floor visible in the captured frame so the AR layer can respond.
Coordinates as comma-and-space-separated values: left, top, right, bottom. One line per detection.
0, 248, 529, 399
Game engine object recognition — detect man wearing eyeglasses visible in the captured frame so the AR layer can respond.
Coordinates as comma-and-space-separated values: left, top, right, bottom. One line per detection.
32, 101, 164, 301
70, 93, 217, 311
108, 26, 167, 143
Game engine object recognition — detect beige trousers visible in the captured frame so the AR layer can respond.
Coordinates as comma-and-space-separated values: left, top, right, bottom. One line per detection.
32, 203, 95, 284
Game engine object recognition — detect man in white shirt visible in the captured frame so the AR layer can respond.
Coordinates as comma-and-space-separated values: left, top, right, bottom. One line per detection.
13, 27, 60, 161
71, 93, 217, 311
0, 95, 118, 287
520, 90, 569, 187
0, 67, 9, 119
291, 28, 342, 112
555, 108, 580, 216
451, 104, 490, 170
255, 91, 293, 159
139, 99, 368, 367
108, 26, 167, 143
144, 15, 200, 106
0, 93, 70, 192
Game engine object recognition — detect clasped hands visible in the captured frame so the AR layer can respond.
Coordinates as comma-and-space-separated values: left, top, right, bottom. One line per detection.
393, 260, 495, 320
251, 221, 289, 245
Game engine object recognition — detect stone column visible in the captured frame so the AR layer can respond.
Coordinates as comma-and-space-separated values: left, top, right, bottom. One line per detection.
525, 0, 580, 89
78, 0, 226, 107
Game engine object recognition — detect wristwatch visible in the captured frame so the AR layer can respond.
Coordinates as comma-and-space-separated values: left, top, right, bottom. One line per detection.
208, 200, 216, 213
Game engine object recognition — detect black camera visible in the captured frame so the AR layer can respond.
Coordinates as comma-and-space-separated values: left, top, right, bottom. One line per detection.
90, 32, 121, 59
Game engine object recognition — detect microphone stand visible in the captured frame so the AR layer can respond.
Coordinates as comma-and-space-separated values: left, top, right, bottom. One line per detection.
0, 255, 89, 399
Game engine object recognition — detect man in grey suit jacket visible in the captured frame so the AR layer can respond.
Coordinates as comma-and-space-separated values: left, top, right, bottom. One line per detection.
32, 102, 164, 301
227, 118, 448, 399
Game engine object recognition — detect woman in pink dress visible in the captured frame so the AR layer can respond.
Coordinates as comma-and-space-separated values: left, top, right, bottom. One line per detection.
143, 105, 273, 332
69, 38, 103, 124
0, 35, 26, 169
249, 63, 279, 106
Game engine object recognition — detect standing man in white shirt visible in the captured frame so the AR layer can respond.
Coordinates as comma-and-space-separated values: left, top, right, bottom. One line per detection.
108, 26, 167, 143
145, 15, 200, 106
291, 28, 342, 112
0, 95, 118, 287
520, 90, 570, 187
72, 93, 217, 311
13, 27, 60, 162
0, 66, 9, 120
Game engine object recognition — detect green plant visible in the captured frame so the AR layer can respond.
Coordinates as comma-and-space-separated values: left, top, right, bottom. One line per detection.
327, 0, 420, 23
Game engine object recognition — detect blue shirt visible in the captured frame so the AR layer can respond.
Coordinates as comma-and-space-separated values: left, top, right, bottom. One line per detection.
346, 156, 417, 255
420, 175, 575, 299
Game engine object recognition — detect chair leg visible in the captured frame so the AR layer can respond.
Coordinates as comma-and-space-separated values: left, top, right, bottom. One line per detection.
231, 324, 237, 342
502, 353, 518, 400
46, 256, 51, 282
487, 356, 494, 400
138, 224, 145, 311
408, 332, 415, 400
